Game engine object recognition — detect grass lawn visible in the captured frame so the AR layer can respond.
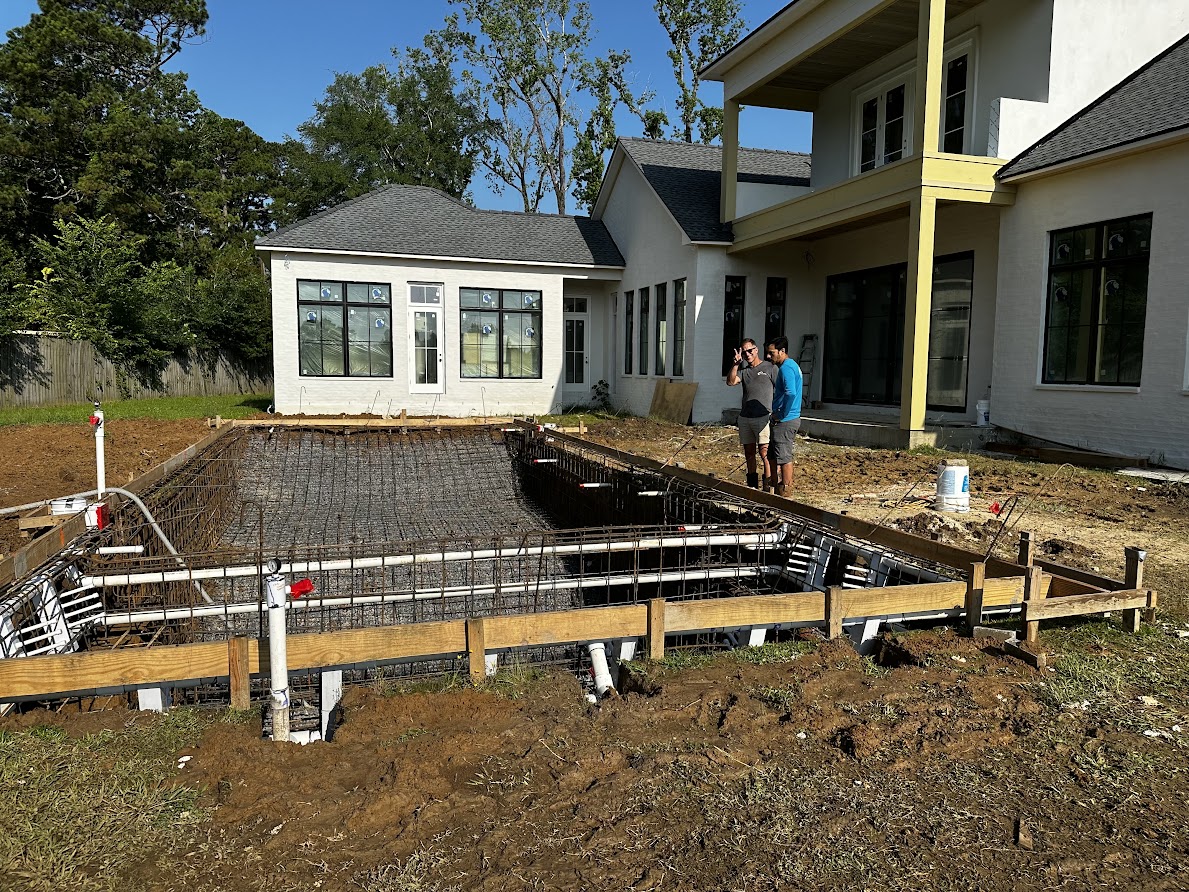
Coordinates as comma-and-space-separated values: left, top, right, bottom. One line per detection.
0, 393, 272, 426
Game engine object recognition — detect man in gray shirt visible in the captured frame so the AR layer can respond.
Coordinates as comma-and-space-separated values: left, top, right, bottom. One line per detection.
726, 337, 776, 489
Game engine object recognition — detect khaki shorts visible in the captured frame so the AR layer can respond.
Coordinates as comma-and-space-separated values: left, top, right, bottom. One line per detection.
770, 417, 801, 464
737, 414, 770, 446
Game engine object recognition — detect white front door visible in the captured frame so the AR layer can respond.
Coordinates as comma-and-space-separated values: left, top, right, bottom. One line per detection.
563, 296, 589, 402
408, 283, 445, 394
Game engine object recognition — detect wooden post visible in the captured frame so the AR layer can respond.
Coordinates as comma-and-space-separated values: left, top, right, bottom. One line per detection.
1022, 566, 1044, 647
228, 637, 251, 710
965, 562, 985, 635
646, 598, 665, 660
1017, 531, 1035, 567
467, 617, 487, 685
825, 586, 846, 639
1123, 546, 1146, 633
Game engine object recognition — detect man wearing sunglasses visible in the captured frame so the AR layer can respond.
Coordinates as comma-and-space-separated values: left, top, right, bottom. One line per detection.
727, 337, 776, 490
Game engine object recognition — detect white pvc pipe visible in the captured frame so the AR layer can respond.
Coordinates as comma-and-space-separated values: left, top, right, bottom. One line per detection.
265, 574, 290, 743
79, 532, 781, 589
96, 566, 771, 626
587, 642, 615, 698
92, 407, 106, 496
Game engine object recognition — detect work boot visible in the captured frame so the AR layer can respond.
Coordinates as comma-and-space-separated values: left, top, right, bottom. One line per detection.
762, 476, 773, 493
774, 482, 786, 498
746, 471, 760, 489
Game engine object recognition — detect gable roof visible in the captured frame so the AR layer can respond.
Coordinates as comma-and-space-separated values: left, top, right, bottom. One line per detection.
618, 138, 811, 243
256, 185, 624, 267
999, 33, 1189, 180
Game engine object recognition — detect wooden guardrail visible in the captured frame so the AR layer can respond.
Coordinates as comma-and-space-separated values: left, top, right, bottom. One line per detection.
1, 567, 1154, 703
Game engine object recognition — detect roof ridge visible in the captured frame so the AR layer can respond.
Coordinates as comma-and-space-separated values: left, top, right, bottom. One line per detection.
260, 183, 402, 242
619, 136, 810, 160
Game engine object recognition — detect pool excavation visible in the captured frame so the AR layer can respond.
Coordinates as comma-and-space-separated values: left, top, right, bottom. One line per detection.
0, 420, 1157, 740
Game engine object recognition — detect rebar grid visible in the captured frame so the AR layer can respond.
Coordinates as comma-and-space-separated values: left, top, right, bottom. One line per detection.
72, 425, 959, 655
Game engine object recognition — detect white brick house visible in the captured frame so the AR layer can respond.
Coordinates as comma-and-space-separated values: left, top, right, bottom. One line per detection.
258, 1, 1189, 468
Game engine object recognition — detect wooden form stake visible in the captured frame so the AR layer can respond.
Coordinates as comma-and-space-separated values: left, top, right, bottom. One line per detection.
965, 562, 985, 636
228, 637, 251, 710
647, 598, 665, 660
1123, 546, 1146, 632
825, 586, 846, 639
1022, 566, 1045, 647
1018, 531, 1035, 567
467, 617, 487, 685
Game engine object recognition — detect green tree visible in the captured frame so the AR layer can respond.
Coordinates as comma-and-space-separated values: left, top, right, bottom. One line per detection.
654, 0, 744, 144
435, 0, 649, 215
20, 216, 191, 382
0, 0, 210, 250
272, 47, 489, 226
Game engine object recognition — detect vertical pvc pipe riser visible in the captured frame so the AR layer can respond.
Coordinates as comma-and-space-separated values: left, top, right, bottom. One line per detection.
265, 574, 290, 742
94, 409, 106, 496
587, 642, 615, 698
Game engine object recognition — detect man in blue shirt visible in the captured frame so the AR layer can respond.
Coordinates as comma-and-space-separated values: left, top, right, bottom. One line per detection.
766, 336, 802, 497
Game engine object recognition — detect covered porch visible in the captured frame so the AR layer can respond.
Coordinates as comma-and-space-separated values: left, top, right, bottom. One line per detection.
799, 404, 996, 451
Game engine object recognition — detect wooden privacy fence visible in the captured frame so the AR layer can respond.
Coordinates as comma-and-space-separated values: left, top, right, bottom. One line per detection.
0, 333, 270, 408
0, 569, 1156, 703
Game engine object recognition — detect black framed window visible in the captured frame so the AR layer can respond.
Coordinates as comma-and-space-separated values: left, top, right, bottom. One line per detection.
298, 280, 392, 377
459, 287, 542, 379
654, 282, 667, 376
672, 279, 686, 377
638, 286, 650, 375
942, 54, 968, 153
765, 277, 786, 347
1044, 214, 1150, 385
722, 276, 745, 375
624, 290, 634, 374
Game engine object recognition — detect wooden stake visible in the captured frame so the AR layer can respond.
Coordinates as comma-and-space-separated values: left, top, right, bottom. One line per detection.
646, 598, 665, 660
965, 562, 985, 636
825, 586, 846, 639
228, 637, 251, 710
1022, 566, 1045, 647
466, 617, 487, 685
1017, 531, 1035, 567
1123, 546, 1146, 633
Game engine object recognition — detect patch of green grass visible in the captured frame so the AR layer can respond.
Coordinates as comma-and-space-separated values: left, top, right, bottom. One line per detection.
535, 410, 617, 427
0, 707, 248, 891
652, 648, 718, 671
751, 681, 802, 713
1034, 620, 1189, 739
372, 672, 466, 697
483, 660, 550, 699
0, 393, 272, 426
727, 640, 816, 665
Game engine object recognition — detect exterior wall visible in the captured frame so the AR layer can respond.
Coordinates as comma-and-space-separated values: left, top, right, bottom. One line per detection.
736, 181, 812, 217
811, 0, 1054, 188
692, 242, 815, 424
268, 251, 617, 418
598, 160, 699, 417
806, 0, 1188, 188
993, 142, 1189, 468
803, 204, 1001, 422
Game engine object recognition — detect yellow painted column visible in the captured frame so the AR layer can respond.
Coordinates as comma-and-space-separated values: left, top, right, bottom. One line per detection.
720, 99, 739, 223
913, 0, 945, 156
900, 193, 937, 431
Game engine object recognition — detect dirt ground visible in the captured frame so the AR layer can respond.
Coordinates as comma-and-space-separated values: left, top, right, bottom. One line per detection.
0, 420, 211, 558
3, 416, 1189, 892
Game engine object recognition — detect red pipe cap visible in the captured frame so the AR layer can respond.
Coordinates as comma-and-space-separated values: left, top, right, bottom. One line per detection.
289, 579, 315, 598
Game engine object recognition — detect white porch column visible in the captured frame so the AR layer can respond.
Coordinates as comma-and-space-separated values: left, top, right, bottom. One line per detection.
901, 194, 938, 431
913, 0, 946, 156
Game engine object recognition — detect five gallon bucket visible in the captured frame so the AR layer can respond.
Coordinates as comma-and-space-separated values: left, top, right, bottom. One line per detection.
935, 460, 970, 513
974, 398, 991, 427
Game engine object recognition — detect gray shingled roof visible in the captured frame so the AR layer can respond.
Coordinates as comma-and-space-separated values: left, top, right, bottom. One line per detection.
619, 138, 811, 242
256, 185, 624, 267
999, 33, 1189, 179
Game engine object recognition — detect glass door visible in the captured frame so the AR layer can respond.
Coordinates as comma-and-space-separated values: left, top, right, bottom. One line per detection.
563, 296, 588, 401
408, 283, 444, 394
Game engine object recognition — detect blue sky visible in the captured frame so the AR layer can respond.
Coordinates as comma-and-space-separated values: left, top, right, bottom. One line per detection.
0, 0, 812, 212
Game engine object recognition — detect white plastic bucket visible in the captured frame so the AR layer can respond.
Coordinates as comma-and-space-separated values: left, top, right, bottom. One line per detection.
974, 399, 991, 427
935, 460, 970, 513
